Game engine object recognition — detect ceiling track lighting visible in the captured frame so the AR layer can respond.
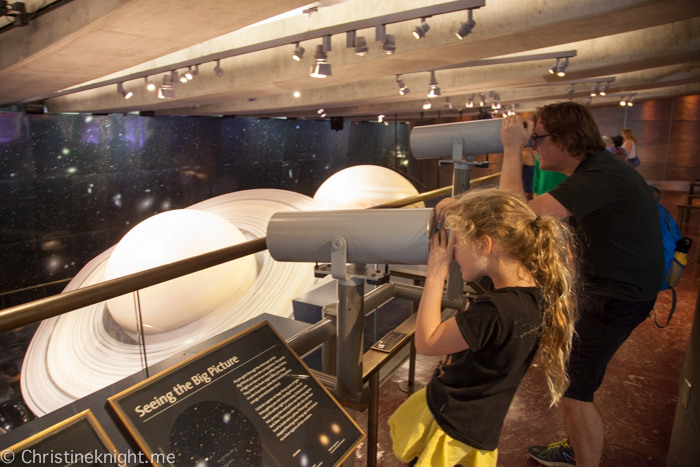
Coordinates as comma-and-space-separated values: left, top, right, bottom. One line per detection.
158, 74, 175, 99
292, 42, 305, 61
413, 17, 430, 39
427, 70, 441, 98
184, 67, 194, 81
213, 60, 224, 78
626, 96, 634, 107
568, 84, 575, 95
293, 91, 301, 98
422, 99, 432, 110
116, 82, 133, 99
378, 114, 385, 123
444, 97, 452, 109
479, 93, 487, 107
310, 44, 332, 78
466, 93, 475, 108
599, 81, 609, 96
456, 9, 476, 39
382, 34, 396, 55
590, 83, 599, 97
549, 57, 569, 76
179, 70, 189, 83
396, 75, 410, 95
491, 92, 501, 110
145, 76, 155, 91
355, 36, 369, 56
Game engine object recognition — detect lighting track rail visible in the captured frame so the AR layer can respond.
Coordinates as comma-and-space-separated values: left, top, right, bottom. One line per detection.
16, 0, 485, 105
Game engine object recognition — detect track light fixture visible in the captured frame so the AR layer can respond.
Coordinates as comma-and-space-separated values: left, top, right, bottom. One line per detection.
444, 97, 452, 109
456, 9, 476, 39
117, 82, 133, 99
427, 71, 441, 98
590, 84, 598, 97
479, 93, 487, 107
413, 18, 430, 39
310, 44, 332, 78
179, 71, 189, 83
568, 84, 575, 95
626, 96, 634, 107
292, 42, 305, 61
599, 82, 609, 96
382, 34, 396, 55
549, 58, 559, 75
423, 100, 432, 110
466, 94, 475, 108
491, 93, 501, 110
213, 60, 224, 78
378, 114, 385, 123
184, 67, 194, 81
355, 36, 369, 56
145, 77, 156, 91
396, 75, 410, 95
549, 57, 569, 76
158, 74, 175, 99
293, 91, 300, 98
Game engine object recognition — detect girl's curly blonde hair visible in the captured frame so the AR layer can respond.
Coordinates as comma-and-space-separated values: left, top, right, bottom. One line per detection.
444, 188, 579, 405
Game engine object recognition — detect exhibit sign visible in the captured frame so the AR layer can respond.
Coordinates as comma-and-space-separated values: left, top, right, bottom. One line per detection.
109, 320, 364, 467
1, 410, 121, 466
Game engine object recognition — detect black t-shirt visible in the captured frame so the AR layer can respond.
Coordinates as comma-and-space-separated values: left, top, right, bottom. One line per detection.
548, 150, 664, 301
426, 287, 542, 451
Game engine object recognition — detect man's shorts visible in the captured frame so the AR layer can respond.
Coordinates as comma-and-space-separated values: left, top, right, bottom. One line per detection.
563, 292, 656, 402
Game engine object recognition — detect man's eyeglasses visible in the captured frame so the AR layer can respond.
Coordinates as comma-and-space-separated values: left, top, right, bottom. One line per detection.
530, 134, 550, 148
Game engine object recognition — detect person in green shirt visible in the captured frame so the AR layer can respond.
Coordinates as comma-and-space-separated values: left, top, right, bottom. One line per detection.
532, 156, 568, 197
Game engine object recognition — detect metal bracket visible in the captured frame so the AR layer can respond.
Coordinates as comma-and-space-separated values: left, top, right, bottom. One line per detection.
316, 263, 390, 285
330, 236, 348, 280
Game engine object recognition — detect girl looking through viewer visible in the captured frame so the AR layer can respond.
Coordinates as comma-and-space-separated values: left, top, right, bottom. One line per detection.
389, 189, 578, 467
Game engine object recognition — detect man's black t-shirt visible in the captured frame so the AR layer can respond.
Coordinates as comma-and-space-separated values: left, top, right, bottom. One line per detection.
426, 287, 542, 451
548, 150, 664, 301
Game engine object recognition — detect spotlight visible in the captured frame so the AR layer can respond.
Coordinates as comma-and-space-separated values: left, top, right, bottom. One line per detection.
413, 18, 430, 39
117, 82, 133, 99
317, 109, 325, 115
310, 45, 332, 78
444, 97, 452, 109
354, 36, 369, 56
599, 82, 609, 96
179, 71, 189, 83
466, 94, 474, 108
193, 64, 199, 78
145, 77, 156, 91
378, 114, 385, 123
292, 42, 305, 61
396, 75, 410, 95
479, 93, 487, 107
456, 10, 476, 39
184, 67, 194, 81
214, 60, 224, 78
549, 58, 559, 75
556, 57, 568, 77
382, 35, 396, 55
590, 84, 599, 97
159, 74, 175, 99
568, 84, 575, 95
427, 70, 441, 98
619, 97, 627, 106
627, 97, 634, 107
423, 100, 432, 110
320, 113, 327, 118
491, 93, 501, 110
293, 91, 300, 98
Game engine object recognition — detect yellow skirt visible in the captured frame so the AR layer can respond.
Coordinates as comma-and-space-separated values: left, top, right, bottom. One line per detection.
388, 388, 498, 467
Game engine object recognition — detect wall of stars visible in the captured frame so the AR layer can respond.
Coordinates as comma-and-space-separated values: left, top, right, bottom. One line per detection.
0, 112, 409, 302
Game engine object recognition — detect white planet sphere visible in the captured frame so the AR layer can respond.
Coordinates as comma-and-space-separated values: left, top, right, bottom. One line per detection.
314, 165, 425, 209
104, 209, 257, 334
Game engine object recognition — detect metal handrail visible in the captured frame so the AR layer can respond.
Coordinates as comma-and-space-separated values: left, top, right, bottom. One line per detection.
0, 172, 500, 333
369, 171, 500, 209
0, 238, 266, 333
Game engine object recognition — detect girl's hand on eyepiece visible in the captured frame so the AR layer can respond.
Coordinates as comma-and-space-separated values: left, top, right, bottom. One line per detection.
427, 225, 454, 280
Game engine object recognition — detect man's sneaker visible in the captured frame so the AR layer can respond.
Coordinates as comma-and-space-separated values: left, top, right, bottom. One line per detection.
528, 438, 576, 467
